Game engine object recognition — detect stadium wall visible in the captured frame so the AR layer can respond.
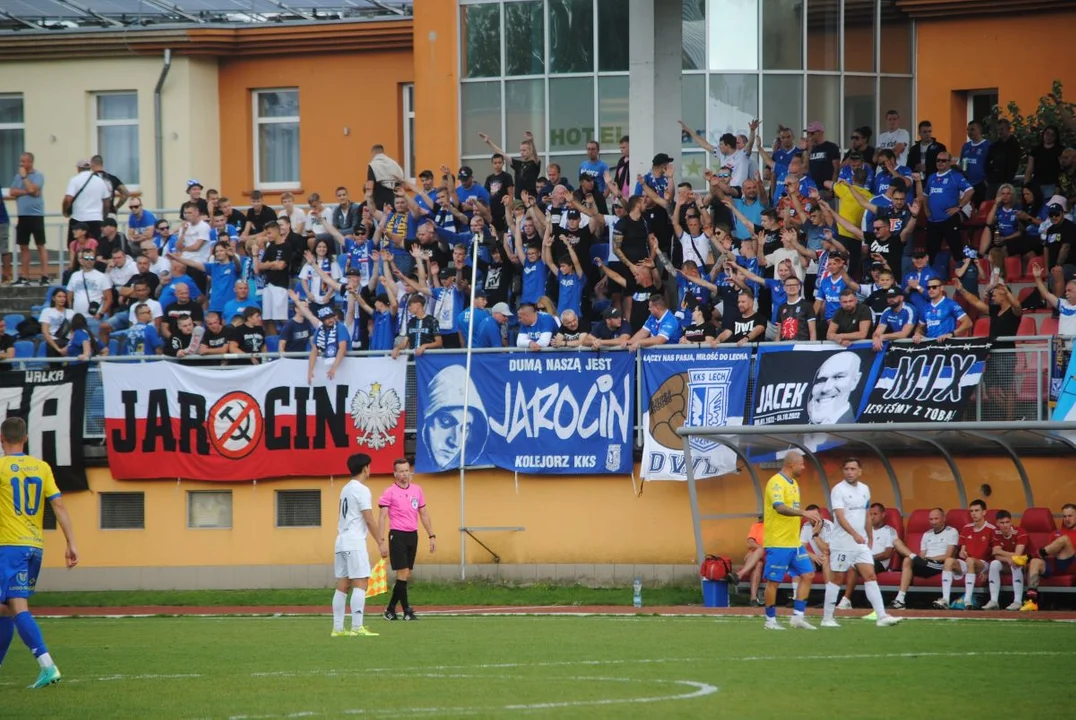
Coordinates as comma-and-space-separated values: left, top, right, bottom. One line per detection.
36, 455, 1072, 591
914, 10, 1076, 153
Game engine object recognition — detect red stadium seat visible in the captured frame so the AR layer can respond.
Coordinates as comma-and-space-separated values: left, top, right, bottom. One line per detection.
1020, 507, 1057, 534
1015, 315, 1038, 337
820, 508, 832, 521
1004, 255, 1023, 281
972, 317, 991, 337
906, 509, 933, 534
1024, 256, 1046, 282
884, 508, 905, 540
1040, 316, 1059, 337
985, 509, 999, 525
946, 508, 971, 530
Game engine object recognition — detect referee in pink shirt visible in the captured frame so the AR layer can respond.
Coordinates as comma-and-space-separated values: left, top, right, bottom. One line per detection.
378, 457, 436, 620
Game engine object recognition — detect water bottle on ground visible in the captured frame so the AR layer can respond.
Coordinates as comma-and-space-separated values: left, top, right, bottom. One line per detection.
632, 577, 643, 608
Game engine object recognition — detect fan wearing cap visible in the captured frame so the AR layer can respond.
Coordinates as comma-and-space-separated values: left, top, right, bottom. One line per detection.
1042, 201, 1076, 269
303, 305, 350, 385
588, 306, 632, 348
902, 249, 939, 319
871, 286, 916, 350
331, 453, 388, 637
456, 165, 491, 218
182, 179, 209, 217
474, 302, 511, 348
804, 121, 841, 190
62, 159, 112, 243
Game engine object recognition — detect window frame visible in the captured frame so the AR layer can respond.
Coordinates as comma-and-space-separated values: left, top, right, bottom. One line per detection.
275, 489, 323, 529
186, 490, 234, 531
252, 88, 301, 191
92, 91, 140, 190
402, 83, 416, 181
98, 491, 146, 531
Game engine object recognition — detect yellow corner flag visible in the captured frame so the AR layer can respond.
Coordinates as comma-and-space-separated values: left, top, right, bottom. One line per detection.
366, 558, 388, 598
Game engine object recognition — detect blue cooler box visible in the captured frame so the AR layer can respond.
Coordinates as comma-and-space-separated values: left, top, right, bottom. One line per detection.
702, 579, 729, 608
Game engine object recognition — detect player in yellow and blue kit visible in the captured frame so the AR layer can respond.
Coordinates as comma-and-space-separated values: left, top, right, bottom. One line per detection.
762, 450, 822, 630
0, 417, 79, 688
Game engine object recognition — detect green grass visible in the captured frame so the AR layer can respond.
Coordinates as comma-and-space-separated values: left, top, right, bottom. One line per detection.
1, 614, 1074, 719
31, 582, 700, 608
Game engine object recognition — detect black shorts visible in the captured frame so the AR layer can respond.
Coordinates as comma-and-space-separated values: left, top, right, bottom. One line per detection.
388, 529, 418, 571
874, 560, 888, 574
16, 216, 46, 246
912, 556, 944, 577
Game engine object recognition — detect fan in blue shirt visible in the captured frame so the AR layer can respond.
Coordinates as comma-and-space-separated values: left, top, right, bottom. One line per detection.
515, 304, 560, 348
813, 254, 852, 321
925, 163, 974, 223
124, 306, 162, 356
456, 166, 491, 218
628, 294, 682, 349
343, 233, 376, 285
515, 235, 549, 305
278, 314, 315, 353
916, 283, 970, 340
474, 304, 510, 349
903, 252, 938, 318
456, 291, 492, 347
542, 237, 585, 317
579, 145, 610, 193
222, 280, 257, 325
872, 150, 916, 197
838, 153, 875, 188
158, 270, 202, 310
958, 123, 991, 187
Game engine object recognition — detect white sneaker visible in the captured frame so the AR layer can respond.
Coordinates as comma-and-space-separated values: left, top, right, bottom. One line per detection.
836, 597, 853, 610
981, 600, 1000, 610
1006, 601, 1023, 611
820, 618, 841, 628
789, 615, 817, 630
763, 618, 786, 631
932, 598, 949, 610
876, 615, 903, 627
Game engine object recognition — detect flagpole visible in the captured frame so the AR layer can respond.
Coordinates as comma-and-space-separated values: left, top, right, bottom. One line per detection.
458, 232, 482, 582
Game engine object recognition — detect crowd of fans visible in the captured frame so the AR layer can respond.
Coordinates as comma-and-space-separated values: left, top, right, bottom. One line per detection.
3, 97, 1076, 364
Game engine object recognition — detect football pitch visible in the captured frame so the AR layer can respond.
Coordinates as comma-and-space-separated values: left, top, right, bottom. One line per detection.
2, 613, 1073, 719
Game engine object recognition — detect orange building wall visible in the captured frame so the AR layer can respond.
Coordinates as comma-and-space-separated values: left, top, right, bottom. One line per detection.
915, 11, 1076, 151
217, 49, 414, 203
412, 0, 460, 177
41, 455, 1073, 573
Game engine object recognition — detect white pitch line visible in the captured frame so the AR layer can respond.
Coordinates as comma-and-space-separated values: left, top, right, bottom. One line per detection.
226, 675, 719, 720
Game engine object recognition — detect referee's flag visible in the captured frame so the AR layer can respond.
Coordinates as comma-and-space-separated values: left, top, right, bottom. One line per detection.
366, 559, 388, 598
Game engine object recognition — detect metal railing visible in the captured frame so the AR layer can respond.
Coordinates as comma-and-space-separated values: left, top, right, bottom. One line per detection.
2, 336, 1058, 443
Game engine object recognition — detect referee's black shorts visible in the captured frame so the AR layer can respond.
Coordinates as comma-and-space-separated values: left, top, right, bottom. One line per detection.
388, 529, 418, 571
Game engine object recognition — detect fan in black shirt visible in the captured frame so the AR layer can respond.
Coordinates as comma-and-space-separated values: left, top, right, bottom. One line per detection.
478, 244, 515, 307
612, 197, 650, 264
227, 307, 267, 365
679, 303, 718, 344
392, 295, 442, 359
163, 315, 197, 364
198, 312, 231, 362
478, 131, 541, 199
244, 192, 279, 235
485, 157, 515, 232
163, 284, 204, 332
717, 291, 765, 345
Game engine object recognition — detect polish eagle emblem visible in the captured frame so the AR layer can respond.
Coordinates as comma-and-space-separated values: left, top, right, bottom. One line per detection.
350, 382, 402, 450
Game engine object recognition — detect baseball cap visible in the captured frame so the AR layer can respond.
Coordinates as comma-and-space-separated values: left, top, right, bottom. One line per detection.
579, 171, 596, 182
912, 249, 929, 258
490, 302, 513, 316
886, 286, 905, 298
1047, 203, 1064, 216
566, 208, 581, 220
346, 453, 372, 476
474, 288, 487, 298
652, 153, 673, 167
317, 306, 335, 319
76, 159, 91, 170
848, 151, 863, 161
806, 121, 825, 133
603, 306, 622, 320
439, 267, 455, 280
345, 268, 362, 277
829, 250, 848, 261
458, 166, 474, 179
186, 179, 203, 191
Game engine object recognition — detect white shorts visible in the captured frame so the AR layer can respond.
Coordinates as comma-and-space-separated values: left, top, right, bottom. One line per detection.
334, 548, 371, 580
952, 558, 986, 578
262, 284, 289, 321
829, 544, 874, 573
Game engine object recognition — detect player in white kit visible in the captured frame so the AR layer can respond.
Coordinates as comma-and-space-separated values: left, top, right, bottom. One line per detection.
822, 458, 902, 628
332, 453, 389, 637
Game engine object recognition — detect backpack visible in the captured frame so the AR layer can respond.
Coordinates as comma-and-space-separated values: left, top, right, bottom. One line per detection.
700, 554, 733, 581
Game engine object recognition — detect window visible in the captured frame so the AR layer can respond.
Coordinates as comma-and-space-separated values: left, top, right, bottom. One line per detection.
276, 490, 322, 528
0, 95, 24, 184
461, 2, 501, 79
968, 90, 999, 126
100, 492, 145, 530
94, 92, 139, 186
708, 0, 757, 71
188, 491, 233, 529
254, 89, 300, 189
402, 84, 415, 180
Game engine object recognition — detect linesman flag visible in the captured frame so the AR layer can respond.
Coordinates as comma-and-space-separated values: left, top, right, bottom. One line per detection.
366, 558, 388, 598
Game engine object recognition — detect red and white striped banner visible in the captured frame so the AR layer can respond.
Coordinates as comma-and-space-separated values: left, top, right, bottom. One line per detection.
102, 358, 407, 481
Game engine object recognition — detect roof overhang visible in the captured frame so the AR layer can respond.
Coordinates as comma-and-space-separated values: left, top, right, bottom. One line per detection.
895, 0, 1068, 18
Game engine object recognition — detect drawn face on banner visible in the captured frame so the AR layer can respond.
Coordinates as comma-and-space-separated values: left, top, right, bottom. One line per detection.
420, 365, 490, 471
807, 352, 862, 425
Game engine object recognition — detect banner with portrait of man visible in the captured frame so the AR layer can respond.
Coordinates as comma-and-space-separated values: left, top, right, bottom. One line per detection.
750, 343, 885, 427
414, 352, 635, 475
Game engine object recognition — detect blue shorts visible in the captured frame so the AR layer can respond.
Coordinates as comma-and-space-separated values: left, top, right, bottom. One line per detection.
1044, 556, 1075, 578
0, 546, 43, 603
763, 546, 814, 582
